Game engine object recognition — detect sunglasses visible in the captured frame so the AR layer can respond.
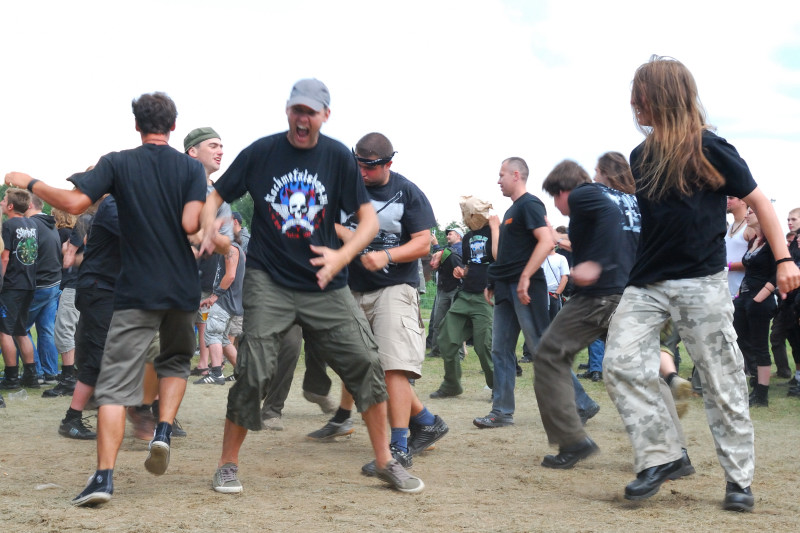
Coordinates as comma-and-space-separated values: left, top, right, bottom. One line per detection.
352, 149, 397, 167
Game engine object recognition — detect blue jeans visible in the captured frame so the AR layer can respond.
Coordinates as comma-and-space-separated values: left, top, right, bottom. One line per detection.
23, 285, 61, 376
489, 278, 550, 420
587, 339, 605, 372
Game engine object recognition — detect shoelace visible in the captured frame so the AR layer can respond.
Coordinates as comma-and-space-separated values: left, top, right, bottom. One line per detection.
218, 465, 238, 484
382, 460, 413, 481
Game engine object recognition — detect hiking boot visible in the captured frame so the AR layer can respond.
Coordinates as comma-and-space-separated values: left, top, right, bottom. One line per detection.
59, 417, 97, 440
669, 376, 693, 418
144, 434, 170, 475
262, 416, 284, 431
213, 462, 243, 493
0, 377, 21, 390
578, 403, 600, 425
429, 389, 460, 399
306, 418, 354, 441
43, 373, 59, 384
541, 437, 600, 469
43, 376, 77, 397
72, 471, 113, 507
362, 444, 412, 477
194, 373, 225, 385
171, 418, 187, 437
408, 415, 449, 455
749, 384, 769, 407
302, 390, 338, 414
376, 459, 424, 493
666, 448, 696, 480
473, 413, 514, 428
723, 482, 754, 512
20, 372, 41, 389
127, 406, 156, 440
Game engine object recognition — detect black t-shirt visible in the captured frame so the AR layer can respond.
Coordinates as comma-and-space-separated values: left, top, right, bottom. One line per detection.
628, 131, 758, 286
214, 132, 370, 292
344, 172, 436, 293
2, 217, 38, 290
77, 196, 121, 292
437, 242, 463, 292
461, 225, 494, 294
488, 192, 547, 282
30, 213, 62, 288
740, 241, 776, 293
72, 144, 207, 310
567, 183, 641, 296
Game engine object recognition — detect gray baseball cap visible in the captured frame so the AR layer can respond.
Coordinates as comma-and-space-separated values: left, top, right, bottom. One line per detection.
286, 79, 330, 112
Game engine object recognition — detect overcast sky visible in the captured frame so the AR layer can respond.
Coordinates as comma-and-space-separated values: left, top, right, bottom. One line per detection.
2, 0, 799, 229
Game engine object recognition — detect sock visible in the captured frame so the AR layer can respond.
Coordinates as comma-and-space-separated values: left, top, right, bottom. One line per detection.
65, 407, 83, 421
331, 407, 351, 424
665, 372, 678, 386
155, 421, 172, 441
61, 365, 75, 378
390, 427, 408, 453
4, 366, 19, 380
410, 407, 435, 426
211, 366, 223, 377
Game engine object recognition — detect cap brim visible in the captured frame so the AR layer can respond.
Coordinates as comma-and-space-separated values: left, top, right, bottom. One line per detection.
286, 96, 324, 112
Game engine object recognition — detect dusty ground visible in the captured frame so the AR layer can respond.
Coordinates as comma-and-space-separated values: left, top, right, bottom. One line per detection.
1, 353, 799, 533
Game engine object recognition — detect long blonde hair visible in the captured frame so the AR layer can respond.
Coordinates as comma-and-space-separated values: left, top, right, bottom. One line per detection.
631, 55, 724, 200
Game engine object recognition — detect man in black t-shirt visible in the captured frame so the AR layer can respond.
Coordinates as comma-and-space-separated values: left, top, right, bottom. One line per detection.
307, 132, 448, 473
426, 228, 463, 359
432, 199, 496, 398
6, 91, 208, 507
0, 189, 39, 390
198, 81, 423, 494
472, 157, 553, 429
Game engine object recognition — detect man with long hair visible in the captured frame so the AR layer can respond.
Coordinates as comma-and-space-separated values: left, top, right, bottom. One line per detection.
603, 55, 800, 512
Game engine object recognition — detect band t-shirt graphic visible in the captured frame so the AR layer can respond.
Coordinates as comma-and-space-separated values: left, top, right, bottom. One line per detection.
214, 133, 369, 292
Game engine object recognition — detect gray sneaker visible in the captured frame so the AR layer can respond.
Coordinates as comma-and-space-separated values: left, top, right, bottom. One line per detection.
144, 437, 170, 475
376, 459, 424, 493
213, 462, 243, 494
302, 390, 338, 414
362, 444, 412, 477
262, 416, 284, 431
306, 418, 354, 441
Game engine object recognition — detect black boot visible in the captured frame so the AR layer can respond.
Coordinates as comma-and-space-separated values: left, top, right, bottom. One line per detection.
749, 384, 768, 407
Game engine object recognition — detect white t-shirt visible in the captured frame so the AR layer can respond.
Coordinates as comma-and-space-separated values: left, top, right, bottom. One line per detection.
543, 253, 570, 292
725, 221, 748, 298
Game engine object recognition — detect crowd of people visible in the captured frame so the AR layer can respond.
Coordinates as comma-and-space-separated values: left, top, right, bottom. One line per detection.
2, 55, 799, 514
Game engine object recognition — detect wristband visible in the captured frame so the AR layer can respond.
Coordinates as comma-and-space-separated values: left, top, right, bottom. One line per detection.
383, 249, 394, 265
213, 288, 226, 297
27, 179, 39, 192
776, 257, 794, 265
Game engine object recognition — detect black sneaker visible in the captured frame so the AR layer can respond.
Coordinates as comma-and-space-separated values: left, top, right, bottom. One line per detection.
43, 376, 77, 397
473, 414, 514, 428
578, 403, 600, 425
43, 373, 59, 384
408, 415, 449, 455
59, 417, 97, 440
362, 444, 412, 477
305, 419, 355, 441
144, 434, 171, 475
0, 377, 21, 390
20, 372, 41, 389
194, 373, 225, 385
171, 418, 187, 437
723, 482, 754, 512
72, 471, 113, 507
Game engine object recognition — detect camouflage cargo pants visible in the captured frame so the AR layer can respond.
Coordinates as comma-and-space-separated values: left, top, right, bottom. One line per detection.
604, 271, 754, 487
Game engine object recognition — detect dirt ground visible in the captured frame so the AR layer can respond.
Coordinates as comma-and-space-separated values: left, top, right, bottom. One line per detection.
2, 354, 799, 533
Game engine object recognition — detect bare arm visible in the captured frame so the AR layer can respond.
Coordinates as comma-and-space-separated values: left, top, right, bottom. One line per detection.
5, 172, 92, 214
62, 242, 81, 269
744, 186, 800, 296
517, 226, 557, 305
309, 202, 379, 289
555, 274, 569, 295
489, 215, 500, 260
360, 229, 431, 272
199, 245, 240, 309
1, 250, 9, 276
199, 190, 226, 255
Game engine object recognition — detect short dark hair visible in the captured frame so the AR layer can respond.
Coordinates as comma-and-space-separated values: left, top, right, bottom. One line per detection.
503, 157, 529, 181
542, 160, 591, 197
131, 92, 177, 135
30, 194, 44, 211
355, 132, 394, 159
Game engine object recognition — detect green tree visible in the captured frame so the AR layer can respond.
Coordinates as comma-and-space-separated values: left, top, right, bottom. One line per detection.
231, 193, 254, 230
